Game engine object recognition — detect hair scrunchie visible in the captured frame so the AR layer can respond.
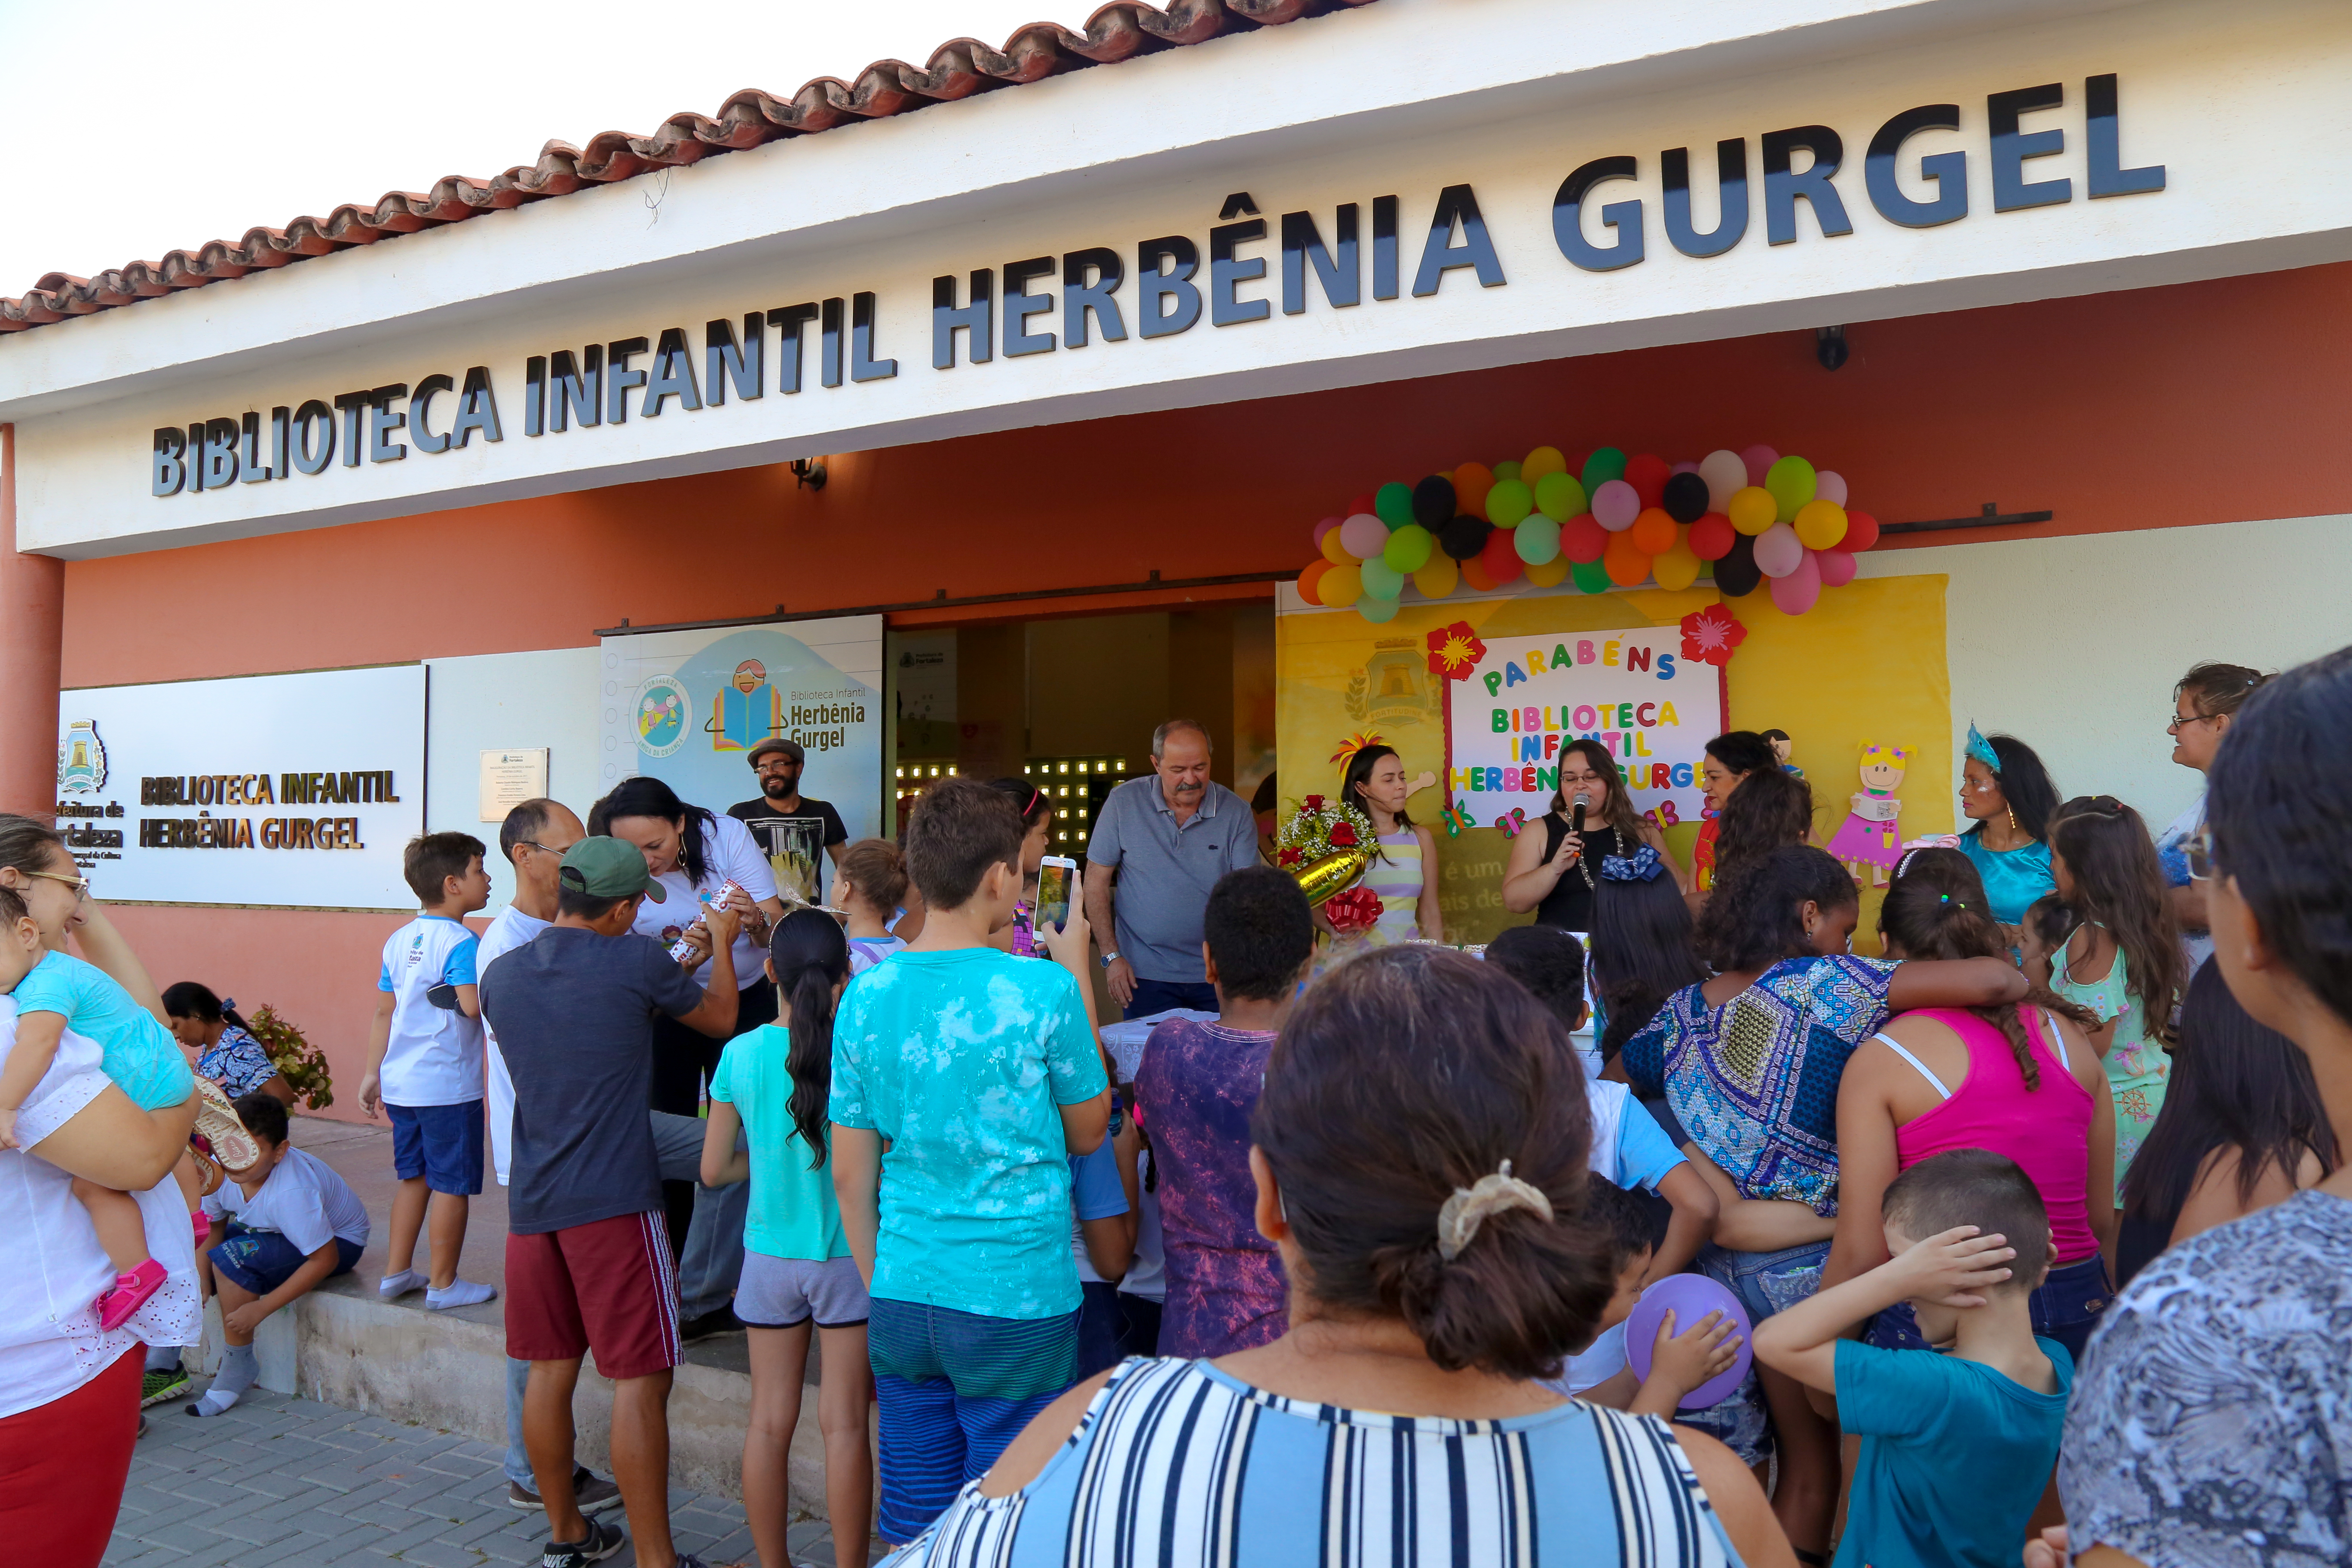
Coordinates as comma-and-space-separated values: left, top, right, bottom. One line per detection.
1436, 1158, 1554, 1260
1600, 844, 1664, 882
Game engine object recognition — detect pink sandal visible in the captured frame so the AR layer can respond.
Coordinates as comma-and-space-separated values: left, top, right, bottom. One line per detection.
97, 1258, 168, 1331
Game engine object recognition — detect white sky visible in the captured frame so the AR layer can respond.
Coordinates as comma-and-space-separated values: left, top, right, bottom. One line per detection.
0, 0, 1101, 297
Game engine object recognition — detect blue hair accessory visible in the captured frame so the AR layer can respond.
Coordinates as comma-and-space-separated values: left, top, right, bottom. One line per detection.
1600, 844, 1665, 882
1965, 722, 2002, 774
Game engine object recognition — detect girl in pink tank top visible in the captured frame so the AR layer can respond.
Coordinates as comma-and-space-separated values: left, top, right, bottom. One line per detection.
1822, 879, 2116, 1361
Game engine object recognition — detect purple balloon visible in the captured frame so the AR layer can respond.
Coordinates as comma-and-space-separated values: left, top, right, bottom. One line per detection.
1753, 521, 1805, 578
1591, 478, 1641, 532
1626, 1274, 1753, 1410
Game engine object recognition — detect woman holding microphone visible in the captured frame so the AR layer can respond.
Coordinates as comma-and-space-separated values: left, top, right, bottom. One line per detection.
1502, 739, 1684, 929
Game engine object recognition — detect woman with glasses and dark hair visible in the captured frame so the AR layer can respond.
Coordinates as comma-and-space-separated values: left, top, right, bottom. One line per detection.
2155, 662, 2270, 971
1955, 724, 2063, 930
1502, 738, 1684, 932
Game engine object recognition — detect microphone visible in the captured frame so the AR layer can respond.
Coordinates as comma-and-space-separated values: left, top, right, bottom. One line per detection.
1571, 793, 1590, 836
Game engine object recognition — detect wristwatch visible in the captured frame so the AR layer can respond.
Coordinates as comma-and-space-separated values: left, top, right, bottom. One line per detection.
1099, 951, 1121, 968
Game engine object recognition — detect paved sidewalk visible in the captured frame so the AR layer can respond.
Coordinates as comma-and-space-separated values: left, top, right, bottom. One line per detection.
109, 1385, 875, 1568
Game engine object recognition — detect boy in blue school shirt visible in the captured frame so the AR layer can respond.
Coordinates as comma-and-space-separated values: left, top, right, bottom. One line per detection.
1754, 1148, 2072, 1568
828, 779, 1111, 1546
361, 832, 496, 1311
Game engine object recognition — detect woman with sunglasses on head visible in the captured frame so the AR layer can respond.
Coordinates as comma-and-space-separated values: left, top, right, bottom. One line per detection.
2042, 798, 2188, 1209
1503, 738, 1685, 932
1955, 724, 2062, 932
2155, 663, 2269, 973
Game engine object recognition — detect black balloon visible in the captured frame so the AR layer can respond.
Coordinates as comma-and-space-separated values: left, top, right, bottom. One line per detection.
1662, 471, 1710, 524
1412, 475, 1458, 528
1713, 532, 1763, 597
1439, 514, 1494, 561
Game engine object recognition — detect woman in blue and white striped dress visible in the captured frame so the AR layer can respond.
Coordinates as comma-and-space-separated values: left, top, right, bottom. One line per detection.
882, 946, 1790, 1568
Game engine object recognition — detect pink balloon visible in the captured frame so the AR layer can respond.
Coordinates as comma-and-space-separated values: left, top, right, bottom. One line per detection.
1753, 521, 1804, 578
1591, 478, 1642, 532
1313, 516, 1341, 547
1740, 444, 1779, 489
1813, 471, 1849, 507
1670, 459, 1701, 475
1817, 546, 1858, 587
1770, 548, 1822, 614
1338, 511, 1389, 559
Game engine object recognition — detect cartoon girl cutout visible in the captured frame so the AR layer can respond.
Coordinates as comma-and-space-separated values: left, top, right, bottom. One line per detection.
1825, 741, 1908, 885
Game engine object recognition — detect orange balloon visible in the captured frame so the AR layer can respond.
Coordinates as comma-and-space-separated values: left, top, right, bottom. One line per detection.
1460, 556, 1499, 593
1298, 558, 1332, 600
1453, 461, 1495, 521
1603, 531, 1653, 587
1630, 507, 1678, 555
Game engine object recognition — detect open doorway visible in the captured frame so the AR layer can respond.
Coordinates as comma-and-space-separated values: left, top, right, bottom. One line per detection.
889, 602, 1277, 855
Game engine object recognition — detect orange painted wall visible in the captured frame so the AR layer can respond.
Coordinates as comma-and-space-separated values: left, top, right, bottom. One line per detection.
58, 260, 2352, 1121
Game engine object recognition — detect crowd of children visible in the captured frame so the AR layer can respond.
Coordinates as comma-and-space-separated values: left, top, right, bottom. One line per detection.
35, 646, 2338, 1568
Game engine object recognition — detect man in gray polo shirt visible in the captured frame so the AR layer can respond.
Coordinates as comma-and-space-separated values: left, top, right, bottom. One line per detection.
1084, 719, 1260, 1018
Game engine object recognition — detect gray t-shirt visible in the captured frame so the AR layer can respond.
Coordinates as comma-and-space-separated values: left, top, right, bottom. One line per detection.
481, 926, 704, 1235
1085, 775, 1259, 983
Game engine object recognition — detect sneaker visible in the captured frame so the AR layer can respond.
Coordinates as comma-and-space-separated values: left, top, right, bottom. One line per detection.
97, 1258, 168, 1331
508, 1469, 624, 1515
677, 1305, 741, 1343
141, 1366, 193, 1407
188, 1077, 260, 1170
539, 1513, 625, 1567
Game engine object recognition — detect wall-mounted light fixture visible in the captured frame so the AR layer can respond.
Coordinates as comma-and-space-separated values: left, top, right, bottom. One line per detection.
790, 457, 828, 491
1816, 325, 1850, 371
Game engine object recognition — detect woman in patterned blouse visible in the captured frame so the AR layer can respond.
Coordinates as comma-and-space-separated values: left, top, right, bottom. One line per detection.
1622, 844, 2023, 1564
163, 983, 291, 1104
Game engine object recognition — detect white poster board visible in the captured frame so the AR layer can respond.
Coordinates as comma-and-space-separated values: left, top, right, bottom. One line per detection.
1443, 623, 1725, 831
597, 616, 884, 895
56, 665, 428, 909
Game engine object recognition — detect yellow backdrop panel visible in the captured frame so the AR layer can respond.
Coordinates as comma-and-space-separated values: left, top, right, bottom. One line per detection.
1275, 575, 1951, 952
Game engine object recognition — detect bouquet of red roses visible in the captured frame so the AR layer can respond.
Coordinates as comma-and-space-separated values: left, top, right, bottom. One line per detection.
1321, 885, 1383, 935
1276, 792, 1378, 906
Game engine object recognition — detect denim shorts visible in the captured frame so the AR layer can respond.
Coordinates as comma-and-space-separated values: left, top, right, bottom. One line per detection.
387, 1099, 484, 1195
211, 1230, 364, 1295
1866, 1252, 2112, 1363
1697, 1238, 1832, 1325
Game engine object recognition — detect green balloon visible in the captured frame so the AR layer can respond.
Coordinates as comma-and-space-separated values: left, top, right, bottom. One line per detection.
1766, 455, 1817, 523
1485, 478, 1534, 528
1357, 594, 1402, 624
1374, 481, 1416, 530
1359, 555, 1406, 600
1570, 557, 1614, 594
1514, 515, 1562, 565
1382, 523, 1434, 573
1580, 446, 1627, 494
1534, 471, 1587, 522
1492, 459, 1523, 483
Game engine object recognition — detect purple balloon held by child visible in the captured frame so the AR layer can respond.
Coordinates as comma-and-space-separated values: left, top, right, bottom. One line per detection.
1626, 1273, 1754, 1409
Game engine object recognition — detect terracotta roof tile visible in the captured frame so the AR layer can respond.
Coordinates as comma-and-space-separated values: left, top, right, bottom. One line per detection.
2, 0, 1366, 336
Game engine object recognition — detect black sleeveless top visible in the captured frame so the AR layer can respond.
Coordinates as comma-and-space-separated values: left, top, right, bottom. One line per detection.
1533, 814, 1623, 932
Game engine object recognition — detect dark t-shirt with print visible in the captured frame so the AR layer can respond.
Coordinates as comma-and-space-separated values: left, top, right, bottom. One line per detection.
728, 796, 848, 904
481, 926, 704, 1234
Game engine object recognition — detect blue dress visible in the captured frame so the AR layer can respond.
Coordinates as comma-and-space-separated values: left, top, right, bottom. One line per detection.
1958, 832, 2056, 926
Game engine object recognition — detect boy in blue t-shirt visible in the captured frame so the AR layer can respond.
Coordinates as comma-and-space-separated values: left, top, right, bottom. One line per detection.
361, 833, 495, 1311
0, 885, 251, 1329
829, 779, 1110, 1545
1754, 1148, 2071, 1568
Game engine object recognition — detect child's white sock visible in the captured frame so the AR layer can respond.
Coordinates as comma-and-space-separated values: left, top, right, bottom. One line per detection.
189, 1344, 257, 1417
379, 1268, 425, 1298
425, 1279, 497, 1310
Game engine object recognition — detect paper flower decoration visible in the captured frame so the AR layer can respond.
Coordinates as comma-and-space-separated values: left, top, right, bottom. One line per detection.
1679, 605, 1747, 668
1425, 621, 1488, 681
1330, 732, 1384, 765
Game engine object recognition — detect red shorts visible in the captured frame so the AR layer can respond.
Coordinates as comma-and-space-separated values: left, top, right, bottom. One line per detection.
0, 1344, 141, 1568
505, 1210, 681, 1381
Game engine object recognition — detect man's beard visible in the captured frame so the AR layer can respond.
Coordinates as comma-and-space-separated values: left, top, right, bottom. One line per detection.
764, 776, 799, 800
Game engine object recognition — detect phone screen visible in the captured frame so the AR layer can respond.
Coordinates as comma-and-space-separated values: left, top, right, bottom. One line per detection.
1036, 857, 1074, 933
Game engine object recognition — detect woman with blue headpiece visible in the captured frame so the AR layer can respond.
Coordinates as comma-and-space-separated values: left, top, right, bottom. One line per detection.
1956, 723, 2061, 930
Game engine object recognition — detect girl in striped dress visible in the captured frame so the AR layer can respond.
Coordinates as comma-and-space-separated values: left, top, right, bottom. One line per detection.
1339, 743, 1441, 944
880, 946, 1788, 1568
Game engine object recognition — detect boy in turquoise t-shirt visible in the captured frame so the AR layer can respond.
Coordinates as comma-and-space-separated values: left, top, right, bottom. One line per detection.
0, 885, 255, 1329
1754, 1149, 2072, 1568
828, 779, 1109, 1546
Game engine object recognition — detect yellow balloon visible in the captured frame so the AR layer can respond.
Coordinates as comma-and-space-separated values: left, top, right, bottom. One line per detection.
1728, 486, 1778, 535
1319, 527, 1354, 566
1522, 445, 1568, 484
1413, 554, 1461, 599
1795, 498, 1849, 550
1318, 563, 1363, 607
1523, 557, 1571, 587
1653, 535, 1703, 591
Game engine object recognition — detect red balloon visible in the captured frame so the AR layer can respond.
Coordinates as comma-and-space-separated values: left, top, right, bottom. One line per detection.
1843, 509, 1880, 551
1561, 514, 1610, 563
1623, 453, 1671, 510
1345, 492, 1376, 520
1479, 527, 1525, 584
1688, 513, 1736, 561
